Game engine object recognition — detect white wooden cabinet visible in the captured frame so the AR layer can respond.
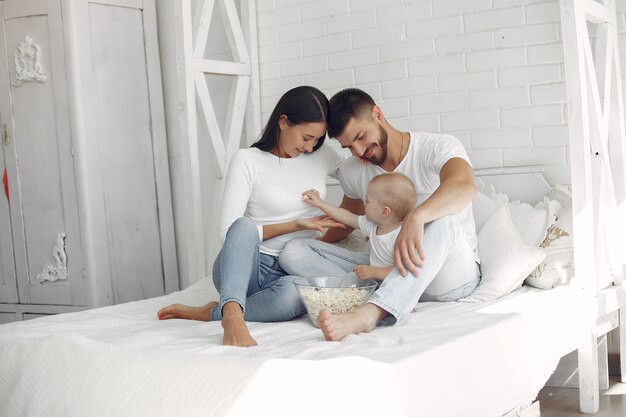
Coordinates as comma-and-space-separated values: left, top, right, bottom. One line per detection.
0, 0, 178, 322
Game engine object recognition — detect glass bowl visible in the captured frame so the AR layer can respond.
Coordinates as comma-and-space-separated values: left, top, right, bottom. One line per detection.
293, 275, 377, 328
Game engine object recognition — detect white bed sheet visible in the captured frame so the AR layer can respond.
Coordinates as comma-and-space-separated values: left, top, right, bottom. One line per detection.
0, 278, 581, 417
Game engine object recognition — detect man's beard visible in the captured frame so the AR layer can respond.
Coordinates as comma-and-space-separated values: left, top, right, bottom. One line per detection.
363, 124, 388, 165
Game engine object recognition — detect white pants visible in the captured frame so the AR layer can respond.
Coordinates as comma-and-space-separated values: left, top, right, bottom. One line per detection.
279, 215, 481, 324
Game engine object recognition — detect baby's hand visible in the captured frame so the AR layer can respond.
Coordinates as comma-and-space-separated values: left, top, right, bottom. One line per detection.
302, 189, 323, 207
352, 265, 373, 280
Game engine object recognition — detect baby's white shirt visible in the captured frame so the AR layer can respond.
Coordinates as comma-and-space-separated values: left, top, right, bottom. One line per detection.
358, 216, 400, 268
219, 144, 344, 256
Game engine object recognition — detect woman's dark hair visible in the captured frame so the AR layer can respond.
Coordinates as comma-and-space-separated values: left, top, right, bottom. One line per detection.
328, 88, 376, 139
251, 86, 329, 153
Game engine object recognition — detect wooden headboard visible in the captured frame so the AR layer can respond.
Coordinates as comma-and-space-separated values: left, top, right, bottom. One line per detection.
327, 171, 553, 206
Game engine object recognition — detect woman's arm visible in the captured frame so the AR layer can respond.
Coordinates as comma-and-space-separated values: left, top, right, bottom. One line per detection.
219, 152, 256, 243
262, 216, 345, 241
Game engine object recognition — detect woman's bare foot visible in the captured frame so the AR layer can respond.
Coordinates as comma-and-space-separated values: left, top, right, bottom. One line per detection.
222, 315, 257, 347
221, 302, 257, 347
317, 303, 386, 341
157, 301, 218, 321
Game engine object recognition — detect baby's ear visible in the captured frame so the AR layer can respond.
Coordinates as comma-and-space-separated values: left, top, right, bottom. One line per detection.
381, 206, 391, 217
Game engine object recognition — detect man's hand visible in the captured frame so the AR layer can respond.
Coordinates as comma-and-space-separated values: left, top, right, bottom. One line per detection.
394, 211, 426, 277
302, 189, 324, 208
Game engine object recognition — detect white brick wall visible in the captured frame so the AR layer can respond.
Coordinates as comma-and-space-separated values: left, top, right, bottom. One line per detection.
255, 0, 626, 185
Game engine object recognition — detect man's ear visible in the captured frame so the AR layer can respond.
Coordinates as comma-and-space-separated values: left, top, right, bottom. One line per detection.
372, 105, 385, 123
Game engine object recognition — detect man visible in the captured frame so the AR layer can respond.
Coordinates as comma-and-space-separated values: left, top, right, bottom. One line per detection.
280, 88, 481, 341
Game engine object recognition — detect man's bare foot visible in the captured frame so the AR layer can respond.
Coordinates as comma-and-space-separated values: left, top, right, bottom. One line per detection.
317, 303, 386, 341
157, 301, 218, 321
221, 302, 257, 347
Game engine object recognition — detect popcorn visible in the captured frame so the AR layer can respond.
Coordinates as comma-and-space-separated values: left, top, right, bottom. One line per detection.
299, 286, 371, 328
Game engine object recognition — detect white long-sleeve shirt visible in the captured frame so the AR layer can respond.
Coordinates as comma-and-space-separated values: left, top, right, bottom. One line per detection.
219, 144, 345, 256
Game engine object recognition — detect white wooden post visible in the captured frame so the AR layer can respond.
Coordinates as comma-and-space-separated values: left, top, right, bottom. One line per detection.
167, 0, 260, 285
621, 308, 626, 382
560, 0, 626, 412
561, 3, 601, 411
172, 0, 207, 288
240, 0, 261, 147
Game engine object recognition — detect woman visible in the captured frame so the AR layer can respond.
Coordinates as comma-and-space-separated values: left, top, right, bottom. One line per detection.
157, 86, 345, 347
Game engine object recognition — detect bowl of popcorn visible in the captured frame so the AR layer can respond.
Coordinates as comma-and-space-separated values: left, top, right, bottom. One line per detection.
293, 275, 377, 328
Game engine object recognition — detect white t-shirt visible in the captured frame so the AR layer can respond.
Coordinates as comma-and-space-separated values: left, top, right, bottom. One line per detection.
358, 216, 400, 267
338, 132, 479, 261
220, 144, 345, 256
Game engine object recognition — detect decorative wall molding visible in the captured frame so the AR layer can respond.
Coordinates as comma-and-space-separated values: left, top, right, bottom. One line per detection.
37, 233, 68, 283
13, 36, 47, 87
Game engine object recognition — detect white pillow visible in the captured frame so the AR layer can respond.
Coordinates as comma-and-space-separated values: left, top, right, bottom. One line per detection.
460, 204, 546, 302
508, 197, 561, 246
472, 178, 560, 246
334, 229, 370, 253
525, 203, 574, 290
473, 179, 509, 232
546, 184, 572, 207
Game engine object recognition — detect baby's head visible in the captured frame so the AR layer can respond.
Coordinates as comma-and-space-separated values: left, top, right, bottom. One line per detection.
364, 173, 417, 225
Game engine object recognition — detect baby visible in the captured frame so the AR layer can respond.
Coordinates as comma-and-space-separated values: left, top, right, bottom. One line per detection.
302, 172, 417, 281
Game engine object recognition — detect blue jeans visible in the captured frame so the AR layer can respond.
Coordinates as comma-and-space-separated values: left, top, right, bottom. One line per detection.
210, 217, 306, 322
280, 216, 481, 324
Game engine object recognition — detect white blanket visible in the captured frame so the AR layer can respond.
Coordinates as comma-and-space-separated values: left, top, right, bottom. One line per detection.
0, 279, 581, 417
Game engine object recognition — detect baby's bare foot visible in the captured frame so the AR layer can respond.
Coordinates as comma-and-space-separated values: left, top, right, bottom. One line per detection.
157, 301, 218, 321
317, 304, 385, 341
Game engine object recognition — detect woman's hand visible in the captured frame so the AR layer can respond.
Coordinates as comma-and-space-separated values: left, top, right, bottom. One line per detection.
296, 215, 346, 233
301, 189, 324, 208
394, 210, 426, 277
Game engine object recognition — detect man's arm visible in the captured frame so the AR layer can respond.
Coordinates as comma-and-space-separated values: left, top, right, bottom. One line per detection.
394, 157, 476, 276
319, 195, 365, 243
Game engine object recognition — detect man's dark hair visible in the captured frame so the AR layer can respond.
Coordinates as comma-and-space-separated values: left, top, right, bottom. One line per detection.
327, 88, 376, 138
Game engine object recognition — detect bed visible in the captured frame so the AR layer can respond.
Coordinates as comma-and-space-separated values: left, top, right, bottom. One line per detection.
0, 171, 589, 417
0, 278, 580, 417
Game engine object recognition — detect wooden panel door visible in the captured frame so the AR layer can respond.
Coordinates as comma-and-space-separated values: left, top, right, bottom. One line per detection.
0, 0, 85, 305
87, 1, 169, 302
0, 121, 18, 304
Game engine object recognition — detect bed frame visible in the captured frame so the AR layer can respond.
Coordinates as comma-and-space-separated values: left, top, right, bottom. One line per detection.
0, 0, 617, 415
163, 2, 626, 414
0, 170, 601, 417
559, 0, 626, 413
